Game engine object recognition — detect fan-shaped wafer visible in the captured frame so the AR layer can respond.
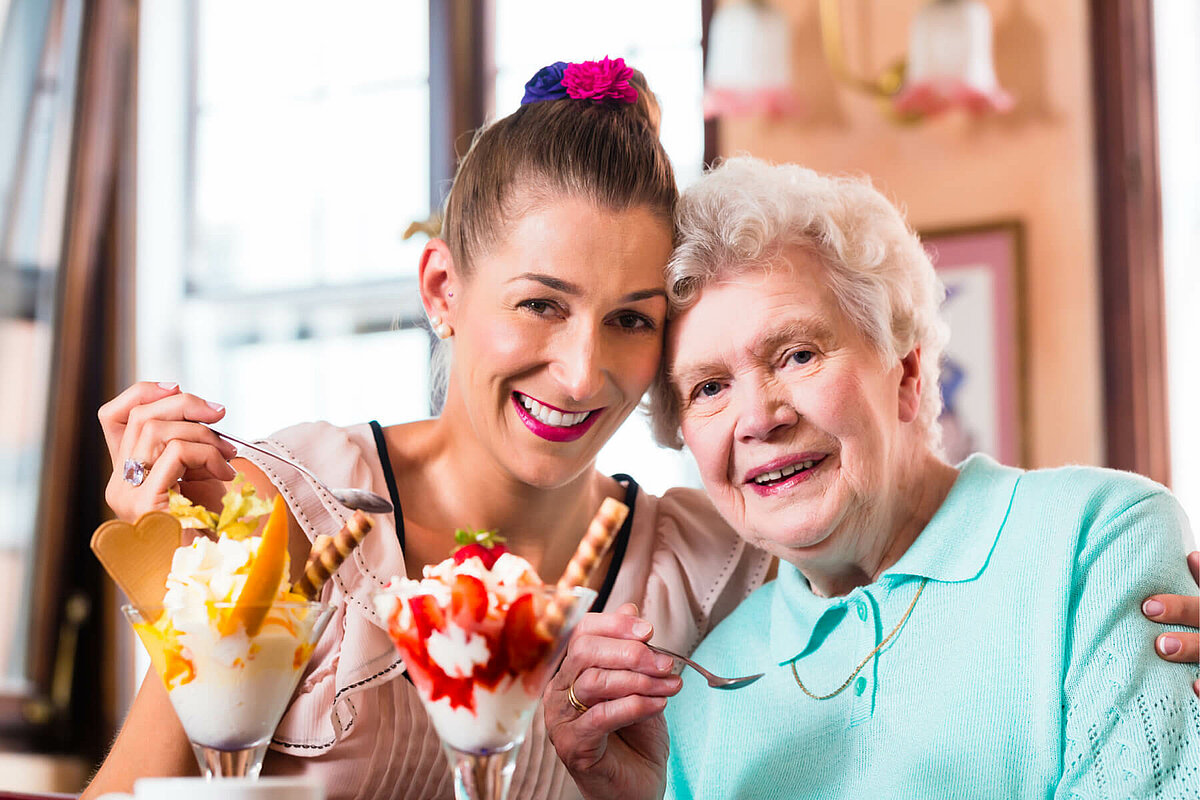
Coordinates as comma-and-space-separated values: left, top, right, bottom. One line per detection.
294, 512, 374, 600
536, 497, 628, 639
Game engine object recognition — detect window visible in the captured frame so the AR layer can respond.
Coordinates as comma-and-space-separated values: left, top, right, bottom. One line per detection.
138, 2, 704, 495
1155, 0, 1199, 545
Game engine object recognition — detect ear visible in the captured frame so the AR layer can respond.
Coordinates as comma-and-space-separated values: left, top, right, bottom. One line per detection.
418, 239, 459, 323
897, 346, 922, 424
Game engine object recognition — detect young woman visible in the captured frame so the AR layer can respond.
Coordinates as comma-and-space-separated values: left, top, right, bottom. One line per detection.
82, 60, 770, 800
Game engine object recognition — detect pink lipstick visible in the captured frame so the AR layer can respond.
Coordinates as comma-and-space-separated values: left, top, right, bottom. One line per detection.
744, 454, 827, 497
512, 393, 603, 443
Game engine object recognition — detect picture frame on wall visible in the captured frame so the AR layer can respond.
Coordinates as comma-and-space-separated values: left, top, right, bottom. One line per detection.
921, 221, 1027, 467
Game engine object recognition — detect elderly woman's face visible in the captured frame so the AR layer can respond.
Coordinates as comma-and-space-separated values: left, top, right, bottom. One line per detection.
667, 247, 921, 559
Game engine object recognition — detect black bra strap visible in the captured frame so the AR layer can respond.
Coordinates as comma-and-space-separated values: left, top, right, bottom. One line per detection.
369, 420, 405, 551
591, 474, 639, 612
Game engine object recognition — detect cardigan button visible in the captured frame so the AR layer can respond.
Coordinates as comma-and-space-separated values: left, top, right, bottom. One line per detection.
854, 676, 868, 696
855, 601, 868, 621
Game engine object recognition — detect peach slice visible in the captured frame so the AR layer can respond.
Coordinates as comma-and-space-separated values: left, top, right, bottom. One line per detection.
219, 493, 289, 637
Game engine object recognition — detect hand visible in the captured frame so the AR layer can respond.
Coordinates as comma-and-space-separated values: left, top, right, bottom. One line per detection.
545, 603, 682, 800
99, 381, 237, 521
1142, 551, 1200, 697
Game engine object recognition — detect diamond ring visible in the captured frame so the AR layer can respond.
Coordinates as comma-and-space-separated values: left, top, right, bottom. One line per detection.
123, 458, 149, 487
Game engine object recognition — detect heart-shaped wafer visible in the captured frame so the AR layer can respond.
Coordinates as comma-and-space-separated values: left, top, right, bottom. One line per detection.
90, 511, 182, 617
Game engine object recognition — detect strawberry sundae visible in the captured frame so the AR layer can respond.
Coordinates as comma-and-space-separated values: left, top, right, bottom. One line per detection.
374, 529, 574, 753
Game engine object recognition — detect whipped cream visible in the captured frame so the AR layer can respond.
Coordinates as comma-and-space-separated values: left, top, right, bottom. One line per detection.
427, 626, 490, 678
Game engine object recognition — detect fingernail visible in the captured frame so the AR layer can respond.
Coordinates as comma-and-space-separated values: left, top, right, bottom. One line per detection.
655, 655, 675, 671
1142, 599, 1165, 617
632, 621, 652, 638
158, 381, 178, 390
1158, 636, 1182, 656
206, 401, 225, 412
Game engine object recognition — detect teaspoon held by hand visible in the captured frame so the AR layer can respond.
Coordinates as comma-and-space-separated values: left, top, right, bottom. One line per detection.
212, 428, 394, 515
645, 642, 764, 690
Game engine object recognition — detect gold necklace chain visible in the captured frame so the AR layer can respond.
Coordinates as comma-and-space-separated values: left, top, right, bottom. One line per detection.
790, 577, 929, 700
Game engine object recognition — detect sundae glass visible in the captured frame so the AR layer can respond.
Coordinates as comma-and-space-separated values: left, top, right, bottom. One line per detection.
123, 600, 333, 778
375, 499, 627, 800
93, 480, 374, 780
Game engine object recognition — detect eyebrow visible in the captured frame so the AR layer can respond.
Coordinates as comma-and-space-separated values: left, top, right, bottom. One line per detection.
754, 319, 834, 355
510, 272, 666, 303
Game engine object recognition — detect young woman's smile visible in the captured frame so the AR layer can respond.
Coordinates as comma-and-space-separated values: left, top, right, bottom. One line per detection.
511, 391, 604, 442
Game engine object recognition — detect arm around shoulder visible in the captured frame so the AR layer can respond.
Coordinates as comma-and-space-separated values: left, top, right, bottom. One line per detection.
1056, 487, 1200, 798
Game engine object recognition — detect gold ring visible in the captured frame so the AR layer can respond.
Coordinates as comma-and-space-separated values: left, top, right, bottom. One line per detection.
567, 679, 589, 714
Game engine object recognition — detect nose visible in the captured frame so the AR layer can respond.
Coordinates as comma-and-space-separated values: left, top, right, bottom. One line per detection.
733, 380, 799, 442
548, 322, 606, 402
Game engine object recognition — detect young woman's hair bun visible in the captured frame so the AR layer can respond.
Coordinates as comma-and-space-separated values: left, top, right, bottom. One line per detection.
441, 58, 676, 277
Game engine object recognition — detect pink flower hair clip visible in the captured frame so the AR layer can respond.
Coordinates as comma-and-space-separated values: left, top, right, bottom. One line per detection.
521, 57, 638, 106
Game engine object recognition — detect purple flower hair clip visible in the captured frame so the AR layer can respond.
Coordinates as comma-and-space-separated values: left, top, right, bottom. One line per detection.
521, 61, 570, 104
520, 57, 639, 106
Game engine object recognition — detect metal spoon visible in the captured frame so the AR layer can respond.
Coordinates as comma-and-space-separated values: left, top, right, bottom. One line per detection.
213, 428, 394, 515
646, 642, 765, 690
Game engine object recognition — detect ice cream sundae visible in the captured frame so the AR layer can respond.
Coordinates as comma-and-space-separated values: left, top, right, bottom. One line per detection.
94, 477, 372, 777
374, 497, 628, 788
132, 492, 322, 751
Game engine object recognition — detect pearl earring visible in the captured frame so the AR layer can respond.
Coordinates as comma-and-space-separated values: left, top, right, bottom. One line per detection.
430, 315, 453, 340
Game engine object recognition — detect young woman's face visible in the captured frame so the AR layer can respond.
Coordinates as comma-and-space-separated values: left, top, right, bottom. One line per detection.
449, 197, 672, 487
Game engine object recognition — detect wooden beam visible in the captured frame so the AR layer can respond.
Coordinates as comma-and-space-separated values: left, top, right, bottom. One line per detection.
1090, 0, 1170, 484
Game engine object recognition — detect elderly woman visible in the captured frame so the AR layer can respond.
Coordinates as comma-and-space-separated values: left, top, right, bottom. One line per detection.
545, 157, 1199, 799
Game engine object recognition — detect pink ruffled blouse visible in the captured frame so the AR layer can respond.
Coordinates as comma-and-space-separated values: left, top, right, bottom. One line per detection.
239, 422, 771, 800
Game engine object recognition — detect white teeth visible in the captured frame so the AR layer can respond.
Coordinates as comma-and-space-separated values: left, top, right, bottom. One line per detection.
753, 460, 818, 485
517, 394, 590, 428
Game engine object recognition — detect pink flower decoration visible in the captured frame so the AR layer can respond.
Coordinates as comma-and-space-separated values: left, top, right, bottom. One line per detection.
562, 57, 638, 104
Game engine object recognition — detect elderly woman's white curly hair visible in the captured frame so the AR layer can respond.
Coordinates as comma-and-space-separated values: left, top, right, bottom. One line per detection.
647, 156, 949, 451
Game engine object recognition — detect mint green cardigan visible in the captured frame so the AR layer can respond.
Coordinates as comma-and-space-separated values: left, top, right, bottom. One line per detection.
664, 455, 1199, 798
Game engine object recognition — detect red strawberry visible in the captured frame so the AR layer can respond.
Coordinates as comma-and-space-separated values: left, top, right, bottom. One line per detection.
502, 592, 553, 673
450, 574, 488, 627
408, 594, 446, 639
451, 528, 510, 569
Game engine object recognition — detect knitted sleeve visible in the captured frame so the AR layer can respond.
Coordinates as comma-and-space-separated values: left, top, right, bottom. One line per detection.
1055, 488, 1200, 799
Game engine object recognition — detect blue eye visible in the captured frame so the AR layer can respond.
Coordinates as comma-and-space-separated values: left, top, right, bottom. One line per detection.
789, 350, 815, 366
699, 381, 722, 397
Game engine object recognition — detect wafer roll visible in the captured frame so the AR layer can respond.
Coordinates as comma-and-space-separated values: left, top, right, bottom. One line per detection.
304, 534, 332, 573
537, 497, 628, 639
294, 513, 373, 600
